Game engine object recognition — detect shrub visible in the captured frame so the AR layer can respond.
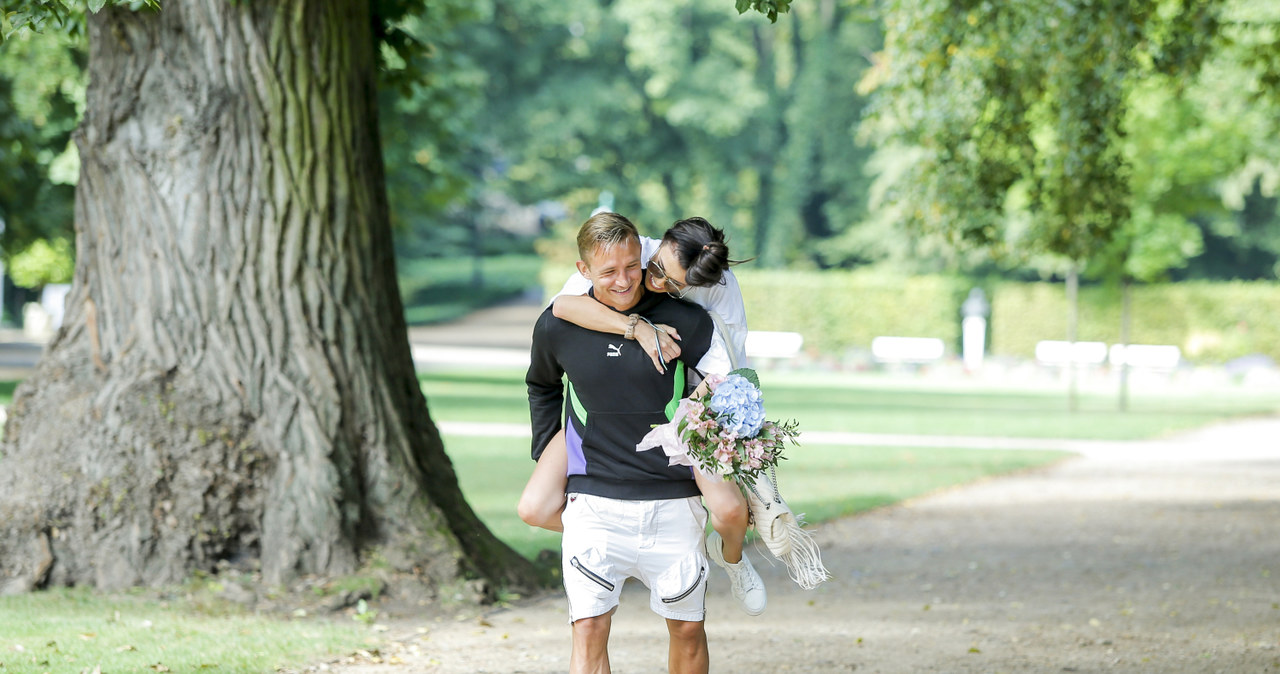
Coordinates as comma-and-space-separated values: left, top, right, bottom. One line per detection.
8, 238, 74, 288
990, 281, 1280, 364
540, 261, 1279, 365
735, 269, 968, 355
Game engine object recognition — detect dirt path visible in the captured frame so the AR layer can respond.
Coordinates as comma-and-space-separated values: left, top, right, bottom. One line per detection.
317, 417, 1280, 673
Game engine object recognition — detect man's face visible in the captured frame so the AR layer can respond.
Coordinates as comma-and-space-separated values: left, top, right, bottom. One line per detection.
576, 238, 644, 312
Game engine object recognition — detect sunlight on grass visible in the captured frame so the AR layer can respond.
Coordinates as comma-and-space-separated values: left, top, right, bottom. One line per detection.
777, 444, 1070, 523
442, 434, 1070, 560
430, 366, 1276, 560
421, 367, 1280, 441
0, 588, 371, 673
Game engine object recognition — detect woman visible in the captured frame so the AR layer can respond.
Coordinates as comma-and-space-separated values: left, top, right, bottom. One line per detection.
517, 216, 767, 616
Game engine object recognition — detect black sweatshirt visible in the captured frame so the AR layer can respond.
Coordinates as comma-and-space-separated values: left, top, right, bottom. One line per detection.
526, 288, 714, 501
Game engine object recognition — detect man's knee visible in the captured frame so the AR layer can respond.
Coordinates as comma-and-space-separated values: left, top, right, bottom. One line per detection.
573, 613, 612, 642
667, 618, 706, 644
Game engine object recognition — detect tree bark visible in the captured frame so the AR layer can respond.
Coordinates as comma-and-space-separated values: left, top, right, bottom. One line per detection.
0, 0, 538, 595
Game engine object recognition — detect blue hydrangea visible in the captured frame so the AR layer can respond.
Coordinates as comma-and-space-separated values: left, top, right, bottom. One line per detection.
708, 374, 767, 437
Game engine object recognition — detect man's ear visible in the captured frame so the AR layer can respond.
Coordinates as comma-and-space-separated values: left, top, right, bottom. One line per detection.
575, 260, 590, 278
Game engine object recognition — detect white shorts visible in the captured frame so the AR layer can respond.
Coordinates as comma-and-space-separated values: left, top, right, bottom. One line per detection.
561, 493, 709, 623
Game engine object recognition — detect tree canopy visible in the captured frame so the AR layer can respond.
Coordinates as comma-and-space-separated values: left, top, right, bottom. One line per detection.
4, 0, 1280, 282
861, 0, 1280, 281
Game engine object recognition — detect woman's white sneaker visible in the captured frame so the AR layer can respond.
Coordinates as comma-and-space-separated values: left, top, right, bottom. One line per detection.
705, 531, 767, 615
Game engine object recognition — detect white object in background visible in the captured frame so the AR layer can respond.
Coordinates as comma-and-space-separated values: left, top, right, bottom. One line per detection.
745, 331, 804, 360
41, 283, 71, 329
1109, 344, 1181, 370
872, 336, 945, 363
1035, 340, 1108, 366
962, 316, 986, 371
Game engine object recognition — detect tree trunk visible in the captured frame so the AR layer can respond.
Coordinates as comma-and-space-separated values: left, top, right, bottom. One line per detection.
0, 0, 538, 595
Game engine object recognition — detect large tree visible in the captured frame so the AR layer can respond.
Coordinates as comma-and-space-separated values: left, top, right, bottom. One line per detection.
0, 0, 540, 594
0, 0, 790, 596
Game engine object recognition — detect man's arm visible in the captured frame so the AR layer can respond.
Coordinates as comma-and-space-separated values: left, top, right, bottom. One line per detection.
526, 310, 565, 461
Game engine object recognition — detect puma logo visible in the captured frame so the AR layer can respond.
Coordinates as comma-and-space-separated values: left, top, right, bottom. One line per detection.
607, 344, 623, 357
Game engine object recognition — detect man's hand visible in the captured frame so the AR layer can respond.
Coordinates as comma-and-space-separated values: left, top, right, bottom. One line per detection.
639, 323, 681, 373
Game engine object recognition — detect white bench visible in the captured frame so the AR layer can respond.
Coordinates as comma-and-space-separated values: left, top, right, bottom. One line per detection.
1108, 344, 1181, 370
871, 336, 945, 364
1035, 340, 1108, 366
745, 330, 804, 360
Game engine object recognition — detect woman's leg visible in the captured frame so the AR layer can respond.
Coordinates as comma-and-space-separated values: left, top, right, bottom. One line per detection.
692, 470, 748, 562
517, 429, 569, 532
694, 469, 765, 615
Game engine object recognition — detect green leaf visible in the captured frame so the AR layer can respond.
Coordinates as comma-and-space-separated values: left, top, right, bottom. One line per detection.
728, 367, 760, 388
88, 0, 107, 13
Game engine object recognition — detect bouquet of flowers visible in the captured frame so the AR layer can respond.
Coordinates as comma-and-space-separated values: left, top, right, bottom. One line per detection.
638, 368, 829, 590
637, 368, 799, 485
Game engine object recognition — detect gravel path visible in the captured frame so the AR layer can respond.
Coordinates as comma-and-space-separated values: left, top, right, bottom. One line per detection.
319, 417, 1280, 673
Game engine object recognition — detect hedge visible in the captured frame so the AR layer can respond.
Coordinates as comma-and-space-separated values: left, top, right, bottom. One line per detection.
540, 265, 1279, 364
991, 281, 1280, 364
733, 270, 967, 355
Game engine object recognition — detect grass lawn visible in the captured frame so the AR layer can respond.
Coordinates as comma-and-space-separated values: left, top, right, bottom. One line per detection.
425, 367, 1280, 559
445, 434, 1069, 560
0, 587, 372, 674
421, 367, 1280, 438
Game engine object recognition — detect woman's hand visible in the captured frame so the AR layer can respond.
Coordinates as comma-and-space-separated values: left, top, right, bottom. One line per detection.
638, 323, 681, 373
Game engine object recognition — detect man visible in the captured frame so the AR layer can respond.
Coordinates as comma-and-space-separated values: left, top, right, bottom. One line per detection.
527, 212, 717, 674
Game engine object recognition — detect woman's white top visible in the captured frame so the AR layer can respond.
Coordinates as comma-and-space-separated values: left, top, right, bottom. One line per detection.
550, 236, 748, 376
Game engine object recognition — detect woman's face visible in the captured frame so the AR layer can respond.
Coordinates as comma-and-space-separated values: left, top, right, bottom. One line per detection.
645, 243, 691, 298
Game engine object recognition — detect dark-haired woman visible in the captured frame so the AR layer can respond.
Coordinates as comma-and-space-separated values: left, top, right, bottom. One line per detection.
517, 216, 767, 616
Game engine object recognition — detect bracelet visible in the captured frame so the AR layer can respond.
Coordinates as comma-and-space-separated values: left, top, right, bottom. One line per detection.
623, 313, 641, 340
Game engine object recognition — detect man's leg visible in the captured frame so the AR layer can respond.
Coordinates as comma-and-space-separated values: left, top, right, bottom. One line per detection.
665, 618, 709, 674
571, 609, 615, 674
517, 429, 569, 532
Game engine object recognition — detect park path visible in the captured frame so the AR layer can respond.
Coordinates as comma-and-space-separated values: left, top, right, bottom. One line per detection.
316, 414, 1280, 674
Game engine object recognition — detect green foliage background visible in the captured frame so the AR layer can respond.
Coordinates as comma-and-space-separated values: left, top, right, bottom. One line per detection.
2, 0, 1279, 332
